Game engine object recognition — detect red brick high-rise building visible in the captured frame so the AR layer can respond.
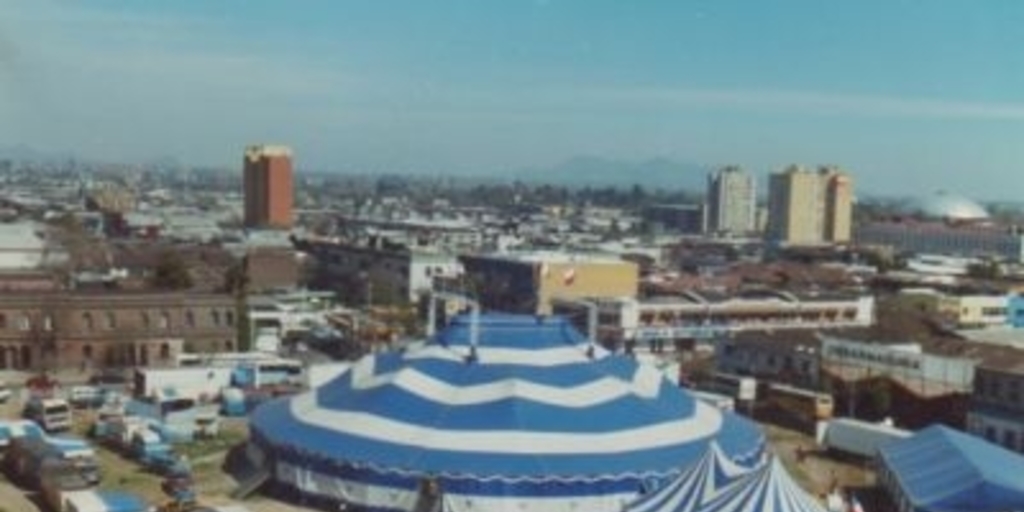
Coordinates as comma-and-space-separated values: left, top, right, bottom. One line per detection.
243, 145, 294, 229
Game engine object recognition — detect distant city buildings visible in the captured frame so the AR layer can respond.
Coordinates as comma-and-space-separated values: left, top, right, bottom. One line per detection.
299, 237, 463, 305
969, 363, 1024, 452
642, 204, 706, 235
243, 145, 294, 229
853, 192, 1024, 263
767, 165, 853, 245
706, 166, 756, 236
588, 290, 875, 344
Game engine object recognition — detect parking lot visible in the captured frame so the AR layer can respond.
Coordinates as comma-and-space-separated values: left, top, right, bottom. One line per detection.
0, 375, 315, 512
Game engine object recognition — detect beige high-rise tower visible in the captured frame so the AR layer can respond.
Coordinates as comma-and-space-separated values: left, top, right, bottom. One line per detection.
767, 165, 853, 244
820, 166, 853, 243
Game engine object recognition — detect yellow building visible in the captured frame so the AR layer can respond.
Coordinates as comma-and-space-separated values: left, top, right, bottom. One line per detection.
767, 165, 854, 245
938, 293, 1009, 329
821, 166, 853, 243
460, 252, 639, 315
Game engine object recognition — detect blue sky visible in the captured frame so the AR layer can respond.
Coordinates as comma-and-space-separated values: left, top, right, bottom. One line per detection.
4, 0, 1024, 198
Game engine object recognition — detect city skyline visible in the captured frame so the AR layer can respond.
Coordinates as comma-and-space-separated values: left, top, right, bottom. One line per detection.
6, 1, 1024, 199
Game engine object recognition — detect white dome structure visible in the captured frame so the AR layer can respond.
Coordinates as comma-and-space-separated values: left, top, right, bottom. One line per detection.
915, 191, 989, 221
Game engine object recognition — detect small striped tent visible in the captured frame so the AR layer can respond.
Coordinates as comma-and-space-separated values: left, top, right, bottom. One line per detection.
695, 456, 826, 512
624, 441, 754, 512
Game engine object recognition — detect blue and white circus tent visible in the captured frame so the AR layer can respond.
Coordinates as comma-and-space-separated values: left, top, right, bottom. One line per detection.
249, 314, 765, 512
694, 457, 827, 512
624, 441, 754, 512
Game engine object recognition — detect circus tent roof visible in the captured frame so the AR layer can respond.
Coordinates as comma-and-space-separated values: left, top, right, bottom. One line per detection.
624, 441, 754, 512
695, 457, 826, 512
252, 314, 763, 480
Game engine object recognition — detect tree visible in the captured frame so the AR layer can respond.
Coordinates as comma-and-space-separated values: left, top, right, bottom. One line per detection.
866, 379, 893, 420
223, 259, 252, 352
149, 250, 193, 290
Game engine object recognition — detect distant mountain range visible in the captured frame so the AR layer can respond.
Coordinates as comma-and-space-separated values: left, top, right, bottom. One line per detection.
5, 145, 715, 191
513, 156, 710, 190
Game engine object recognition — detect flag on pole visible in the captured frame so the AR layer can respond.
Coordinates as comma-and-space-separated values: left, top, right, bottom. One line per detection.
563, 267, 576, 286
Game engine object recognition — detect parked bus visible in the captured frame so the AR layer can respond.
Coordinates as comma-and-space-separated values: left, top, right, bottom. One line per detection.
700, 372, 758, 402
176, 352, 276, 368
232, 359, 304, 390
691, 390, 736, 412
766, 383, 834, 431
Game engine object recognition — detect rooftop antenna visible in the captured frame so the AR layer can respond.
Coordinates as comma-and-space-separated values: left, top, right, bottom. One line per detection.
552, 297, 598, 359
427, 293, 438, 339
468, 301, 480, 363
427, 290, 480, 358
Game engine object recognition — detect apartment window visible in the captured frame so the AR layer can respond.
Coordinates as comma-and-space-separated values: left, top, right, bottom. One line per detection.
82, 312, 94, 331
225, 311, 235, 326
43, 315, 53, 331
160, 343, 171, 360
977, 375, 987, 396
211, 310, 221, 326
159, 312, 170, 330
185, 310, 196, 328
82, 344, 93, 361
141, 312, 151, 328
105, 312, 116, 329
17, 315, 30, 331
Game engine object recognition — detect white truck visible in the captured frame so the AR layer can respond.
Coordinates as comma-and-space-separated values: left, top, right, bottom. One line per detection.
133, 367, 233, 402
60, 489, 149, 512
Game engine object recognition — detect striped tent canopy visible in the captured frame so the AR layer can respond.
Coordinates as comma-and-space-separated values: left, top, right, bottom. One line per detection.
695, 456, 827, 512
250, 314, 765, 512
624, 441, 754, 512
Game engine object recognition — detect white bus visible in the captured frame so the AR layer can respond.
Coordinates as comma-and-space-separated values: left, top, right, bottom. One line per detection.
691, 390, 736, 412
702, 372, 758, 402
176, 352, 277, 368
767, 383, 835, 430
232, 359, 305, 389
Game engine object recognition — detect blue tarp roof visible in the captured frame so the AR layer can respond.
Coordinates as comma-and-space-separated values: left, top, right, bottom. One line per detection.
97, 490, 149, 512
878, 425, 1024, 512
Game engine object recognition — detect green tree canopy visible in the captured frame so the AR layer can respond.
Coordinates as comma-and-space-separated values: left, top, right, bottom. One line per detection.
149, 250, 193, 290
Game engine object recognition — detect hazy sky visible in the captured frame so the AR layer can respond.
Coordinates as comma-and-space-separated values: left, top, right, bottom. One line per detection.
5, 1, 1024, 198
